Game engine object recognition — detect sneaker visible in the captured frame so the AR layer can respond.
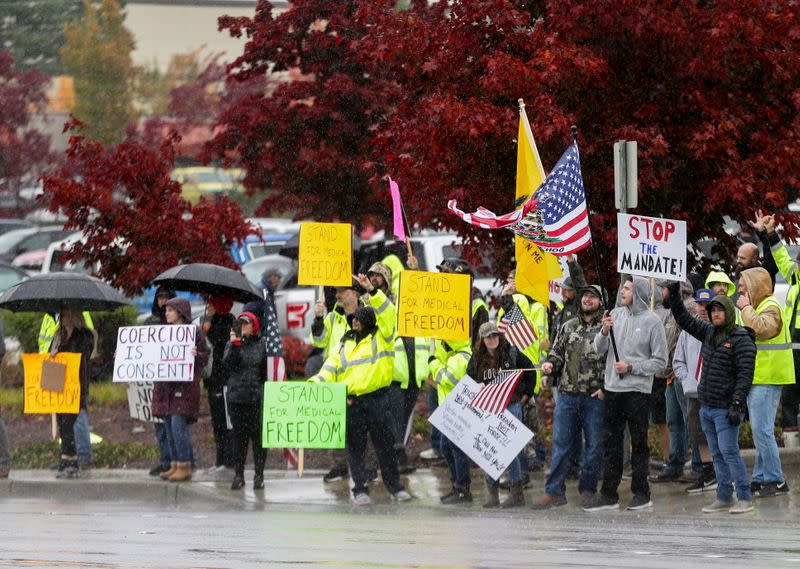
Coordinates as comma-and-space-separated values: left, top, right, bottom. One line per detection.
419, 448, 441, 460
392, 489, 412, 502
649, 469, 681, 483
253, 474, 264, 490
323, 466, 349, 483
531, 494, 567, 510
352, 492, 371, 505
230, 476, 245, 490
686, 476, 718, 494
441, 487, 473, 505
757, 481, 790, 498
583, 494, 619, 512
750, 480, 762, 493
729, 500, 754, 514
55, 459, 79, 479
702, 499, 734, 513
580, 492, 596, 508
626, 495, 653, 510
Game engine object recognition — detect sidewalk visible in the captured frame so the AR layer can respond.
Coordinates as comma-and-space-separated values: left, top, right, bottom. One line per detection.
2, 445, 799, 511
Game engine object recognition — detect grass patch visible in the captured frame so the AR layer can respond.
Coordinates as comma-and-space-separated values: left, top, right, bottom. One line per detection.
0, 382, 129, 415
12, 440, 158, 469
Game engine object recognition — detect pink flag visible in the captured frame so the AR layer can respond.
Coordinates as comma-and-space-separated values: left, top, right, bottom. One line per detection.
388, 177, 406, 242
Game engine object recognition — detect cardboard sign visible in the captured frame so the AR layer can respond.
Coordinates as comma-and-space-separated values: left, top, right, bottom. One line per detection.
126, 381, 162, 423
40, 360, 66, 393
428, 376, 533, 480
262, 382, 346, 449
397, 270, 472, 341
113, 325, 196, 382
23, 352, 82, 414
617, 213, 687, 281
297, 222, 353, 287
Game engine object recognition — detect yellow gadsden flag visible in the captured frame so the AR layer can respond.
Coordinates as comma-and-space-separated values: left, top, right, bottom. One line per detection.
514, 102, 561, 306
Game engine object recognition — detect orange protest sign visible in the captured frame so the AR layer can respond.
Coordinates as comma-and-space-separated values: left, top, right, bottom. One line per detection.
23, 352, 82, 414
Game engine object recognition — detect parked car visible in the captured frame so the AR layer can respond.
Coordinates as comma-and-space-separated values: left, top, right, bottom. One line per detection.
11, 249, 47, 273
170, 167, 245, 203
0, 226, 73, 265
0, 263, 28, 292
0, 219, 34, 236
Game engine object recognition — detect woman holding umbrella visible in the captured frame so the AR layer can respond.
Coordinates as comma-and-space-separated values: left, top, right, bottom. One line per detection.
50, 306, 96, 479
151, 297, 209, 482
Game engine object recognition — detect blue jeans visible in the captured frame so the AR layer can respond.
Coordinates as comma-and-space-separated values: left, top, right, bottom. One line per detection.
74, 409, 91, 465
441, 436, 471, 488
700, 406, 751, 502
164, 415, 193, 462
484, 402, 525, 485
747, 384, 785, 484
545, 393, 604, 497
664, 381, 688, 474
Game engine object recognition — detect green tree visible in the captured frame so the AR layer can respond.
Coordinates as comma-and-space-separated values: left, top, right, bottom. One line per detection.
61, 0, 135, 145
0, 0, 83, 76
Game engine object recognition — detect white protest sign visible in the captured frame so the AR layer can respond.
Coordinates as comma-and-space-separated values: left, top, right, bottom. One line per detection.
428, 376, 533, 481
126, 382, 162, 423
113, 325, 196, 382
617, 213, 687, 281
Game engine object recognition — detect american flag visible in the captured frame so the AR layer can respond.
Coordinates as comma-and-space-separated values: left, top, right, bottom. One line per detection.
513, 142, 591, 256
447, 197, 537, 230
470, 370, 525, 414
498, 303, 537, 351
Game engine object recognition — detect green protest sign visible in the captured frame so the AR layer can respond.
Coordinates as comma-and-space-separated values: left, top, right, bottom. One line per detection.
262, 382, 346, 449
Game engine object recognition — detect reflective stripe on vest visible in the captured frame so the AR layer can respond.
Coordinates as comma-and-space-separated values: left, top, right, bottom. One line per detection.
753, 296, 795, 385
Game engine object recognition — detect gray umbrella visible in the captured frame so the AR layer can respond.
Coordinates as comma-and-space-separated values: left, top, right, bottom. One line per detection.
0, 272, 130, 313
150, 263, 263, 302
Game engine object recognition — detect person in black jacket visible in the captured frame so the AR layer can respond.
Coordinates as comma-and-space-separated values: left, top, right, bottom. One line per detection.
668, 281, 756, 514
203, 295, 236, 472
466, 322, 535, 509
223, 311, 268, 490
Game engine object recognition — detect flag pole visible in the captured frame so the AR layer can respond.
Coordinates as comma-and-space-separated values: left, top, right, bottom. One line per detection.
571, 125, 619, 362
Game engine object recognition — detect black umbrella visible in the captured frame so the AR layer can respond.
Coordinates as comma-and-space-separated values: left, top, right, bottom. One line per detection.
0, 272, 131, 313
151, 263, 262, 302
278, 232, 361, 259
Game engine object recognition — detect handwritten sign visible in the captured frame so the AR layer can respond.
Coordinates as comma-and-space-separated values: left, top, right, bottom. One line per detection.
126, 382, 162, 423
297, 222, 353, 287
262, 382, 346, 449
23, 352, 82, 414
617, 213, 687, 281
113, 325, 196, 382
397, 270, 472, 341
428, 376, 533, 480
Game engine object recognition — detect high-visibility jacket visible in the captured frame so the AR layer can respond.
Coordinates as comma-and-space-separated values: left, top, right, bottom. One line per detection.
381, 253, 405, 302
429, 337, 472, 404
771, 240, 800, 334
704, 271, 736, 297
311, 330, 395, 396
496, 293, 547, 393
38, 312, 95, 353
752, 295, 795, 385
393, 336, 430, 389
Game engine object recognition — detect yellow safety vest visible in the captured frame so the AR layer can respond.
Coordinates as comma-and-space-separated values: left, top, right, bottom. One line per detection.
393, 337, 430, 389
38, 312, 95, 353
311, 331, 395, 396
753, 296, 795, 385
429, 337, 472, 404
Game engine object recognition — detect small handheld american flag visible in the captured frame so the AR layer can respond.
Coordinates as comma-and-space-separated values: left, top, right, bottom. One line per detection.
498, 303, 537, 351
470, 370, 525, 414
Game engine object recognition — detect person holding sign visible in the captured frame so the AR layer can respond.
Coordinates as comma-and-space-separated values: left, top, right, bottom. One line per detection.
151, 298, 209, 482
50, 306, 95, 479
223, 312, 269, 490
467, 322, 535, 509
583, 277, 667, 512
309, 302, 411, 505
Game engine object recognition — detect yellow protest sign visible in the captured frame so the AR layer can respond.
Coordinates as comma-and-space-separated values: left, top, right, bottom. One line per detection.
397, 270, 472, 341
23, 352, 82, 414
297, 222, 353, 287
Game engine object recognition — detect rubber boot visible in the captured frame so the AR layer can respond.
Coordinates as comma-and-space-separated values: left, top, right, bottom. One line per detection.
168, 461, 192, 482
500, 481, 525, 509
160, 461, 177, 480
483, 481, 500, 508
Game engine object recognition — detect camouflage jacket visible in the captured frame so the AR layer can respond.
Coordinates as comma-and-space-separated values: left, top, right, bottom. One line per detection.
546, 312, 605, 395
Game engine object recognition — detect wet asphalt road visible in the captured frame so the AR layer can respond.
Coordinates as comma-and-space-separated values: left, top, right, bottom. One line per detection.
1, 469, 800, 569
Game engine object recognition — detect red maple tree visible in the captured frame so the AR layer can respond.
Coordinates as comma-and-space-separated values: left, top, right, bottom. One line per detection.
0, 50, 52, 211
210, 0, 800, 281
42, 120, 252, 296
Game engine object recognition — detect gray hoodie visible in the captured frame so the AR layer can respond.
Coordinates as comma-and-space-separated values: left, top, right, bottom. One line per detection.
594, 276, 668, 394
